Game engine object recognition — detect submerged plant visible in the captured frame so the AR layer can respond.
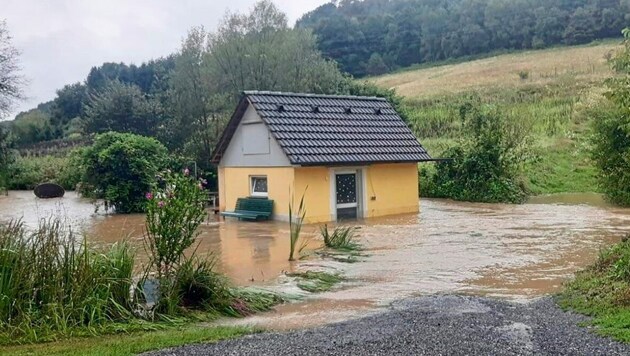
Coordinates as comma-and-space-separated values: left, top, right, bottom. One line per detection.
287, 271, 345, 293
288, 189, 307, 262
320, 224, 360, 251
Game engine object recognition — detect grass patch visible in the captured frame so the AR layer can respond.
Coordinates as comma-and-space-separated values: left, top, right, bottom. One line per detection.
287, 271, 345, 293
557, 238, 630, 341
320, 225, 361, 251
0, 217, 286, 346
0, 325, 252, 356
524, 140, 599, 195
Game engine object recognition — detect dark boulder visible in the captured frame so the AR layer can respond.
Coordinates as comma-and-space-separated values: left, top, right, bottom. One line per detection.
34, 183, 65, 199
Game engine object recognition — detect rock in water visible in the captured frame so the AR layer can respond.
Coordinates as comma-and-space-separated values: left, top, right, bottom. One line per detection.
34, 183, 65, 199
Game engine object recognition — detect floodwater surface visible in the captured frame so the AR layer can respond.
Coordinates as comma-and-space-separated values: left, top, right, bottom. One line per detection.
2, 191, 630, 330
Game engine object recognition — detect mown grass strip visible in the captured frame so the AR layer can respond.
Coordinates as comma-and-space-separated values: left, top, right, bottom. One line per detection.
0, 325, 253, 356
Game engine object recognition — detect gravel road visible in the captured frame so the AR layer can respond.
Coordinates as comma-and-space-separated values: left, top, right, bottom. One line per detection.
148, 295, 630, 355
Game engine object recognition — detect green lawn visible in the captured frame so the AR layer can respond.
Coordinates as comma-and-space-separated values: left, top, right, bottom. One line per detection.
1, 325, 252, 356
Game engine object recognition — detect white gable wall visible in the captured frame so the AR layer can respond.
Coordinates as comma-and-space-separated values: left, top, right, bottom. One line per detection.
219, 103, 291, 167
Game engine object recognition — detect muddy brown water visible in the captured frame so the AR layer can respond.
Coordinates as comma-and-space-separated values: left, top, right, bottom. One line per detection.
2, 190, 630, 330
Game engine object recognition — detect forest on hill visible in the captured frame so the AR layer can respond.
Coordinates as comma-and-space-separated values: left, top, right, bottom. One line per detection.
297, 0, 630, 77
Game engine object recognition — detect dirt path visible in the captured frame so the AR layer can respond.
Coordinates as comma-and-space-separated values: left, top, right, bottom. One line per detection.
147, 295, 629, 356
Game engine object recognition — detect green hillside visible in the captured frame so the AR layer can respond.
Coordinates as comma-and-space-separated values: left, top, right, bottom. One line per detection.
372, 41, 621, 195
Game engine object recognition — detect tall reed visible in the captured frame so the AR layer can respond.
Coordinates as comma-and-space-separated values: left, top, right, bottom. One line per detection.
320, 224, 360, 251
288, 190, 307, 261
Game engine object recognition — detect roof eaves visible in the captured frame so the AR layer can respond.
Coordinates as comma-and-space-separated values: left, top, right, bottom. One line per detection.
243, 90, 387, 102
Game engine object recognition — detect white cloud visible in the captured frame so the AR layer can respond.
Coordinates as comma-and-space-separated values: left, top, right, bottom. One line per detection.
3, 0, 329, 119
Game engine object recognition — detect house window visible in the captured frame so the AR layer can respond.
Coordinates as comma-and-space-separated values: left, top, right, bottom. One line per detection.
250, 176, 268, 197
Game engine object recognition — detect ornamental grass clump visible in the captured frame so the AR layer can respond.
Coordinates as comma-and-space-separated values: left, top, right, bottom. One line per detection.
320, 224, 360, 251
0, 219, 135, 343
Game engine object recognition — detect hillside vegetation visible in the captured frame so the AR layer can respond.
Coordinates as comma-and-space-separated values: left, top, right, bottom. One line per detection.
373, 42, 617, 97
299, 0, 628, 77
372, 42, 621, 195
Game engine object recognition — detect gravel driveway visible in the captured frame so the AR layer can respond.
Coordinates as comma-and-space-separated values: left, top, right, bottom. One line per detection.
148, 295, 629, 356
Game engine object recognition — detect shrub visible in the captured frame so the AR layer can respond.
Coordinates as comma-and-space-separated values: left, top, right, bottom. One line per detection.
80, 132, 168, 213
144, 171, 208, 313
590, 29, 630, 206
6, 152, 83, 190
518, 70, 530, 80
422, 99, 530, 203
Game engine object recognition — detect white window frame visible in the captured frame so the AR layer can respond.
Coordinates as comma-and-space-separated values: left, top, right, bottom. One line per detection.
250, 176, 268, 197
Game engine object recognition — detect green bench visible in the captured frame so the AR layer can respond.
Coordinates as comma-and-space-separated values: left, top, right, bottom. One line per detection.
221, 198, 274, 221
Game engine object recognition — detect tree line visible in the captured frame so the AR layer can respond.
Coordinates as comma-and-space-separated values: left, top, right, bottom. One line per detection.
297, 0, 630, 77
6, 1, 398, 178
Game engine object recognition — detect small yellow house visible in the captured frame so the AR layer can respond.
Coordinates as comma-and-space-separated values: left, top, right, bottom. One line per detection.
211, 91, 432, 223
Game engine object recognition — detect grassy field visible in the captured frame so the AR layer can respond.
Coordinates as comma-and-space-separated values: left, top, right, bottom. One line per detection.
372, 41, 621, 195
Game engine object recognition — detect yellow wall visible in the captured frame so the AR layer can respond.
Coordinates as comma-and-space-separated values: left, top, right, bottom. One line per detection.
219, 163, 419, 222
293, 167, 332, 223
219, 167, 295, 220
364, 163, 419, 217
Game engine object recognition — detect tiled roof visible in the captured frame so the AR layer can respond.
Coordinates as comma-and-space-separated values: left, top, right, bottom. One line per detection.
212, 91, 432, 165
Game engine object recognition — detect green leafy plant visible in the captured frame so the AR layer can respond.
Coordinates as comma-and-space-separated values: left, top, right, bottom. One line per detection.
144, 170, 208, 313
288, 189, 307, 262
79, 132, 168, 213
422, 98, 531, 204
320, 224, 360, 251
6, 149, 85, 191
590, 29, 630, 206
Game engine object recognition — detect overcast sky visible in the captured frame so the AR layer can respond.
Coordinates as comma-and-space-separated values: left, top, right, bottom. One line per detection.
3, 0, 329, 120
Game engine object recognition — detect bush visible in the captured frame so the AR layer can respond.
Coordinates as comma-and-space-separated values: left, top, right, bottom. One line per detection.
7, 152, 83, 191
144, 171, 208, 313
80, 132, 168, 213
590, 29, 630, 206
518, 70, 530, 80
422, 100, 530, 203
590, 103, 630, 206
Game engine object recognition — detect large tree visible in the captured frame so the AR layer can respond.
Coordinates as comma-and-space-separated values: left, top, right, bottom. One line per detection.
0, 20, 24, 119
207, 0, 344, 96
168, 26, 230, 165
83, 80, 163, 137
168, 0, 346, 166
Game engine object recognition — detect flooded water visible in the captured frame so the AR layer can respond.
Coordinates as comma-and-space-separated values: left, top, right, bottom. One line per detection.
2, 191, 630, 330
